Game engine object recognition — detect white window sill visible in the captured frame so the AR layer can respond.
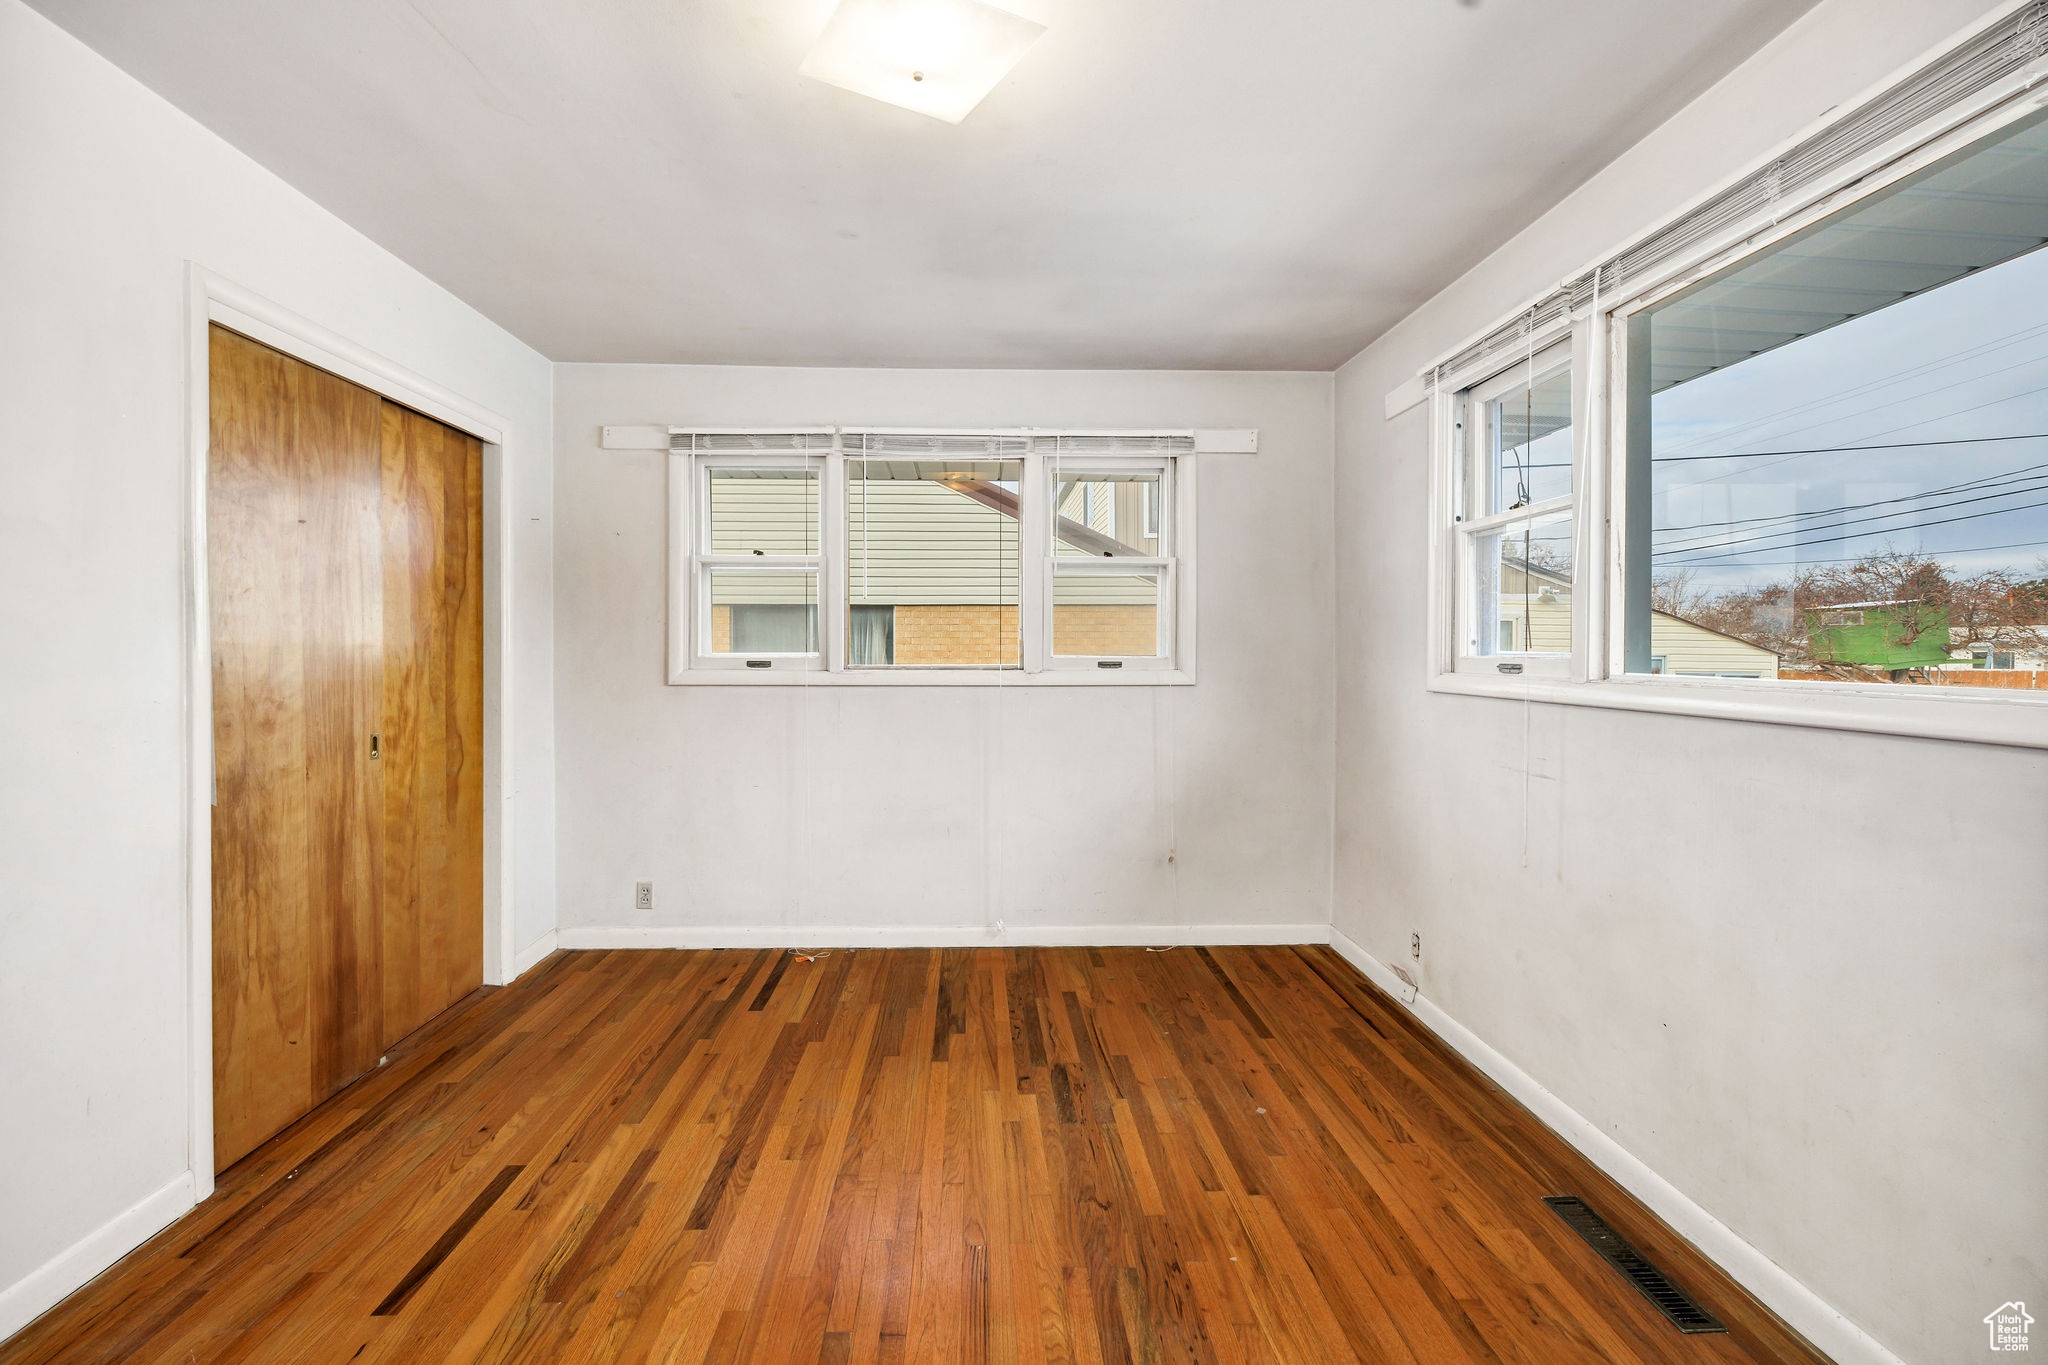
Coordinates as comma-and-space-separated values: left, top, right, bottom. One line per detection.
670, 668, 1195, 688
1426, 671, 2048, 750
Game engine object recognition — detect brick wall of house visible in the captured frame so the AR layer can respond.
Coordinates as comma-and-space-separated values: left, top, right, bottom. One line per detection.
709, 601, 1159, 662
893, 604, 1021, 666
1051, 605, 1158, 657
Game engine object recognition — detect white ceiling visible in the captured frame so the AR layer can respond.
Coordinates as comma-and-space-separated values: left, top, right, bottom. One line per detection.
30, 0, 1818, 368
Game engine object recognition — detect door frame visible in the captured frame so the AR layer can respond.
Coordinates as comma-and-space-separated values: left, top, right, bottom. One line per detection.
182, 265, 520, 1199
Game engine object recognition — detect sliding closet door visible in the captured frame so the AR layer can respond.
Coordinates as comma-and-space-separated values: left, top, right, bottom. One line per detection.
378, 403, 484, 1046
211, 325, 484, 1171
209, 326, 386, 1170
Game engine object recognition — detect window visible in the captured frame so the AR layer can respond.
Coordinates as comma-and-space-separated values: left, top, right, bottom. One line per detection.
1415, 6, 2048, 745
1448, 343, 1581, 679
668, 430, 1196, 683
695, 460, 822, 670
1050, 463, 1173, 667
1621, 109, 2048, 693
847, 456, 1021, 668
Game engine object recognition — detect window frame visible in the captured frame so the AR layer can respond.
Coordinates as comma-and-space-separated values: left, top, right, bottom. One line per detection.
689, 452, 826, 673
1447, 340, 1586, 684
1418, 45, 2048, 749
667, 430, 1199, 686
1045, 454, 1178, 672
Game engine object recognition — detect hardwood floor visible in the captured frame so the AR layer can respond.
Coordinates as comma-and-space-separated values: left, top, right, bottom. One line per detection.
1, 947, 1829, 1364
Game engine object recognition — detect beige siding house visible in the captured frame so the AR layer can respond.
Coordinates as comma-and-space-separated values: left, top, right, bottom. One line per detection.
709, 467, 1160, 663
1499, 561, 1778, 677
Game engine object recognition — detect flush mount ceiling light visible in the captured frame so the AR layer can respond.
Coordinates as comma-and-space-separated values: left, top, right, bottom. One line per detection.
800, 0, 1047, 124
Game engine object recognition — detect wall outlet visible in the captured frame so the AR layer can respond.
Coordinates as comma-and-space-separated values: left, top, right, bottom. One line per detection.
1410, 932, 1422, 961
635, 881, 653, 910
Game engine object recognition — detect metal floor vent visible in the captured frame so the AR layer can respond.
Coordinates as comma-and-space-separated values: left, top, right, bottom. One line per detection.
1543, 1196, 1726, 1334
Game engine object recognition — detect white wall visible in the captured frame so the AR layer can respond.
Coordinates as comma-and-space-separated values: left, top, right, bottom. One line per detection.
1332, 3, 2047, 1363
553, 364, 1332, 943
0, 0, 556, 1331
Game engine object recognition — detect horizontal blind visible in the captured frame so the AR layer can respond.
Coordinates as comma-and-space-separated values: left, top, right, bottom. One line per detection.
1427, 0, 2048, 388
670, 431, 833, 453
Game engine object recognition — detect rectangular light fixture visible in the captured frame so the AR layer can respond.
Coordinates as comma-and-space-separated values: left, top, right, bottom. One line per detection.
800, 0, 1046, 125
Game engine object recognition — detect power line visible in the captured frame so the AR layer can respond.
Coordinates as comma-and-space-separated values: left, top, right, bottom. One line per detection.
1653, 462, 2048, 537
1664, 536, 2048, 569
1657, 495, 2048, 565
1652, 431, 2048, 462
1655, 477, 2048, 555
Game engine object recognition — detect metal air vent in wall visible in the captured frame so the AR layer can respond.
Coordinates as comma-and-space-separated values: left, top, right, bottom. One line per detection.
1542, 1196, 1726, 1334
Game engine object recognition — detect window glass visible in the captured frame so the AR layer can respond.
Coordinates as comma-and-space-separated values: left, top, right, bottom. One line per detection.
1052, 571, 1162, 657
708, 467, 818, 554
1486, 366, 1572, 513
708, 571, 817, 655
1054, 471, 1163, 556
847, 459, 1021, 667
1475, 516, 1574, 656
1630, 110, 2048, 686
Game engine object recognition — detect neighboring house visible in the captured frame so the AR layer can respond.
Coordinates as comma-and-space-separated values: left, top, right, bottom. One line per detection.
1499, 559, 1781, 677
1938, 624, 2048, 673
1807, 599, 1952, 671
709, 468, 1161, 663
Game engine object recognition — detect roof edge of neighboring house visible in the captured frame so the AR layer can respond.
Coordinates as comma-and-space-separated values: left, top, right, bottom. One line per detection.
1505, 555, 1782, 661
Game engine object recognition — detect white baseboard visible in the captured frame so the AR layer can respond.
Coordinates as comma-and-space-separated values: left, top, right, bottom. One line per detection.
1325, 926, 1902, 1365
0, 1171, 195, 1344
556, 922, 1330, 951
508, 930, 559, 980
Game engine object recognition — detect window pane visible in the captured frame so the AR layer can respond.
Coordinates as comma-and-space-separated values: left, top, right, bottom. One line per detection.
1474, 517, 1573, 656
1631, 109, 2048, 685
708, 570, 816, 655
1053, 571, 1161, 657
708, 467, 818, 554
1053, 470, 1163, 556
848, 604, 894, 665
847, 459, 1021, 667
1486, 366, 1572, 513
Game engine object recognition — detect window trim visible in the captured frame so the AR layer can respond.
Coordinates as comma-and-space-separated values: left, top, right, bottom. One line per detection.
1046, 455, 1179, 672
689, 453, 826, 672
1448, 340, 1586, 684
667, 429, 1199, 686
1418, 17, 2048, 750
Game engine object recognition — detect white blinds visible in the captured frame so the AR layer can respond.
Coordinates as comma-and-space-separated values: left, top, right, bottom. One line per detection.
669, 429, 1198, 455
1421, 0, 2048, 390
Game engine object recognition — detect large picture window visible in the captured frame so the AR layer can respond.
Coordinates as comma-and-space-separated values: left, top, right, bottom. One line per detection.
669, 431, 1196, 684
1621, 110, 2048, 690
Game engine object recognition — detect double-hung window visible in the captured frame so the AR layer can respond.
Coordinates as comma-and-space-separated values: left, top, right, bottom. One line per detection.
1446, 342, 1583, 681
692, 449, 826, 671
668, 429, 1197, 683
1048, 451, 1177, 670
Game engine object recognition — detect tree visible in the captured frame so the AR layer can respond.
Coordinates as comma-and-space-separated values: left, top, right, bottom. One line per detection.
1652, 551, 2046, 682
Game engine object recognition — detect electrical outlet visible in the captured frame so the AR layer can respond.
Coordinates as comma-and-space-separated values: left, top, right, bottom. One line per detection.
1410, 932, 1422, 961
635, 881, 653, 910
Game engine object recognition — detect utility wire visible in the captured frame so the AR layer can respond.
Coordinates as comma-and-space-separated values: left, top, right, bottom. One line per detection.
1651, 431, 2048, 463
1653, 461, 2048, 536
1657, 495, 2048, 565
1655, 477, 2048, 556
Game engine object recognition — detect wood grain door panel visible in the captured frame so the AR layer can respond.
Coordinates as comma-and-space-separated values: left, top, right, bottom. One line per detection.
209, 326, 384, 1169
209, 326, 482, 1173
378, 404, 484, 1045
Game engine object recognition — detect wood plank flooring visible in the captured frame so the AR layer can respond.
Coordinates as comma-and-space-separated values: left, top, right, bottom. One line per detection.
0, 947, 1830, 1364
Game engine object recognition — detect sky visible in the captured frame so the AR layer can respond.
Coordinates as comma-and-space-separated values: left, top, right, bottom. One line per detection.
1648, 240, 2048, 595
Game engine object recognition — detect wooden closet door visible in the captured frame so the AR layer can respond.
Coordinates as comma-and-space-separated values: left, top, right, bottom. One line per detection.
209, 326, 386, 1170
378, 402, 484, 1045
